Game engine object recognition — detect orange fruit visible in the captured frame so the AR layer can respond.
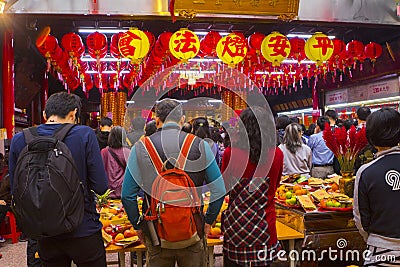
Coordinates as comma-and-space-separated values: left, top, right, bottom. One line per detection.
293, 185, 302, 192
109, 209, 118, 215
295, 190, 303, 196
101, 220, 112, 228
210, 227, 221, 236
331, 183, 339, 192
301, 189, 308, 195
115, 233, 124, 241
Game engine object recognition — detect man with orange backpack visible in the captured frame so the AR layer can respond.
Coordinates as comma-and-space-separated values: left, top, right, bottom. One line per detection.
122, 99, 226, 267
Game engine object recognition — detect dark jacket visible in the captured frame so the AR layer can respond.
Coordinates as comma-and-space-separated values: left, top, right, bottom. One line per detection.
9, 124, 108, 238
354, 146, 400, 250
96, 131, 110, 151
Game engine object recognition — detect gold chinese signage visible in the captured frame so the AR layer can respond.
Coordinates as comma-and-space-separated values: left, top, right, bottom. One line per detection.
174, 0, 299, 18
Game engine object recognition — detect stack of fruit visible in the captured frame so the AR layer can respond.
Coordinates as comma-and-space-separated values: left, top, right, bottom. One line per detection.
276, 185, 309, 207
100, 204, 139, 245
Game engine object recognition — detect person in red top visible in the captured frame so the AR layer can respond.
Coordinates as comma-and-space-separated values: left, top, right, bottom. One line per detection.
221, 107, 283, 267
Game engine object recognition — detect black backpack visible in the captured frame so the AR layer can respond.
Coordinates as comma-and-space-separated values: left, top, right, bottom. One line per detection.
12, 124, 85, 240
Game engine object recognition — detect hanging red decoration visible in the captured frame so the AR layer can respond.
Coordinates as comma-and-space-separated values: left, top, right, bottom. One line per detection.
110, 33, 124, 57
144, 31, 156, 49
87, 31, 107, 52
248, 32, 265, 52
289, 37, 306, 62
158, 32, 173, 50
346, 40, 364, 61
200, 31, 221, 57
332, 39, 346, 59
61, 32, 84, 57
364, 42, 383, 62
37, 35, 60, 58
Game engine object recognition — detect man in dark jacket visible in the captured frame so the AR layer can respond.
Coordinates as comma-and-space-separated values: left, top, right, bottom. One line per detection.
9, 92, 108, 266
96, 117, 113, 150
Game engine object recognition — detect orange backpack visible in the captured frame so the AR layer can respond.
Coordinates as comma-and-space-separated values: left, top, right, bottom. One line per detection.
142, 134, 202, 249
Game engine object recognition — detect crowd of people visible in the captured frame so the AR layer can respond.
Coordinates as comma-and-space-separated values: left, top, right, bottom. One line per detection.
0, 91, 399, 266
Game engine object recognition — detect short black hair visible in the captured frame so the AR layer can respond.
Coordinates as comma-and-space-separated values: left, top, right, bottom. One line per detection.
366, 108, 400, 147
192, 117, 211, 139
108, 126, 127, 148
181, 122, 192, 133
276, 115, 291, 130
357, 107, 371, 121
155, 99, 183, 123
343, 119, 354, 130
290, 117, 300, 124
131, 117, 145, 131
325, 110, 338, 120
45, 92, 81, 120
145, 120, 157, 136
100, 117, 113, 127
317, 116, 330, 130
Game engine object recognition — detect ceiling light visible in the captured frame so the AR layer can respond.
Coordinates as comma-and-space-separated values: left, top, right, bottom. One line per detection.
78, 28, 128, 34
172, 70, 216, 74
85, 70, 131, 74
208, 99, 223, 103
282, 59, 315, 64
193, 31, 230, 36
278, 108, 314, 116
188, 58, 222, 62
80, 56, 130, 62
0, 0, 6, 14
255, 71, 296, 75
286, 33, 336, 39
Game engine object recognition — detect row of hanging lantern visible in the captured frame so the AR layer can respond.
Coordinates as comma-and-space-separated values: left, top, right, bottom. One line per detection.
36, 28, 384, 96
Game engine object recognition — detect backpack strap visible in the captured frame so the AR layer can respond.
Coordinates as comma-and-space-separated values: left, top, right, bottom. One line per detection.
176, 134, 195, 170
22, 127, 39, 144
141, 137, 163, 174
53, 124, 75, 141
107, 147, 126, 170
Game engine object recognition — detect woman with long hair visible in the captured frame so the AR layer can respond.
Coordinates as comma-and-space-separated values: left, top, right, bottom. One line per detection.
101, 126, 130, 199
192, 117, 220, 166
221, 107, 283, 267
278, 123, 312, 176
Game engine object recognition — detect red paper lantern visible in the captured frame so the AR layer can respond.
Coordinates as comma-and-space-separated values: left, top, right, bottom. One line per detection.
158, 32, 173, 50
110, 33, 124, 57
87, 32, 107, 51
332, 39, 346, 58
364, 42, 383, 61
346, 40, 364, 60
87, 32, 107, 60
61, 32, 84, 56
37, 35, 59, 58
248, 32, 265, 52
144, 31, 156, 49
289, 37, 306, 61
200, 31, 221, 56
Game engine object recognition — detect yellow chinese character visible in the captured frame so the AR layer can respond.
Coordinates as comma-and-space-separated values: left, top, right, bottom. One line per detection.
251, 0, 260, 6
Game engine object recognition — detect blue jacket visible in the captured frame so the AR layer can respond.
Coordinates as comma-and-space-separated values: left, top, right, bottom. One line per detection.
9, 124, 108, 238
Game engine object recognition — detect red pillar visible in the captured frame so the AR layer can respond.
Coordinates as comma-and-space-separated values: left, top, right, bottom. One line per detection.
2, 30, 14, 139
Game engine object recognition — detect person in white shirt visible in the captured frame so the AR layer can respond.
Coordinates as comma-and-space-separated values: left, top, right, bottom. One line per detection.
279, 123, 312, 176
